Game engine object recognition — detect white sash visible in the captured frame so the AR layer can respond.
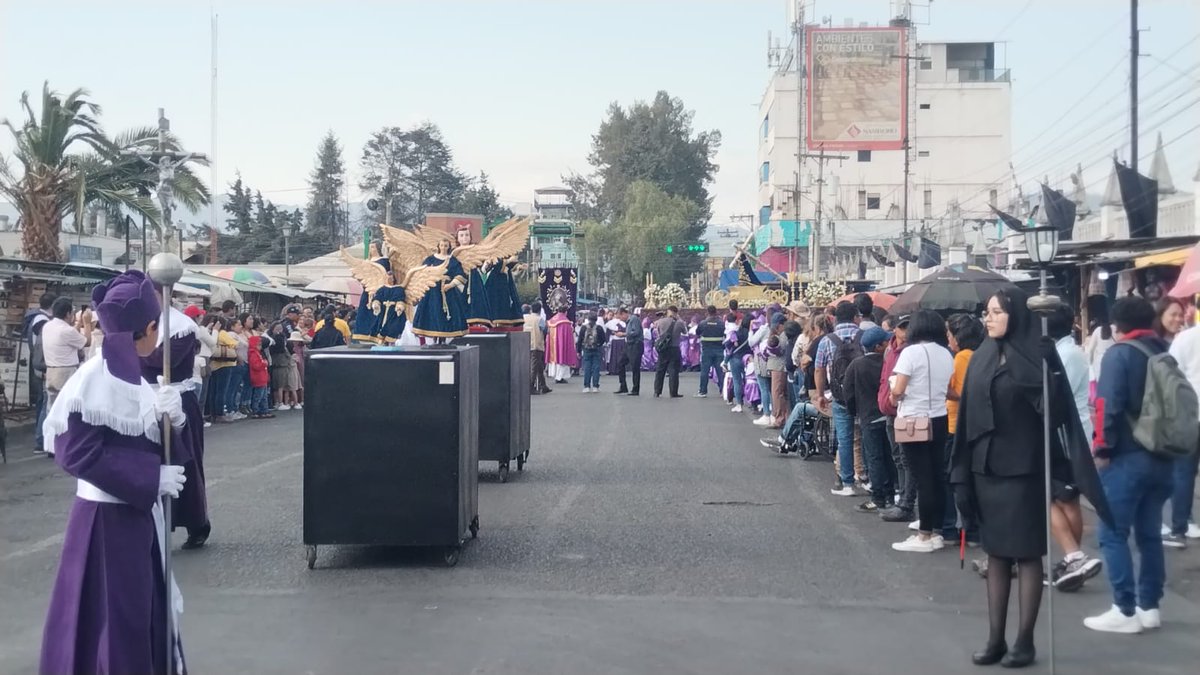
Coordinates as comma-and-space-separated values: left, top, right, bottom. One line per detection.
75, 479, 185, 672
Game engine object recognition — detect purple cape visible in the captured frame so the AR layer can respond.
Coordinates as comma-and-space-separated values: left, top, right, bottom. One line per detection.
142, 333, 208, 532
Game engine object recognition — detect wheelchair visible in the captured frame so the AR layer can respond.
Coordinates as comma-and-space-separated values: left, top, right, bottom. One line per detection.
779, 400, 834, 460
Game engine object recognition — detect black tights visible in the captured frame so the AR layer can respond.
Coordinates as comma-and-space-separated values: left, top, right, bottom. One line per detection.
985, 556, 1043, 651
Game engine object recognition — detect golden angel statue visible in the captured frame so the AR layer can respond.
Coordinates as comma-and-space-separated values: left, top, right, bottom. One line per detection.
339, 241, 449, 344
382, 217, 531, 340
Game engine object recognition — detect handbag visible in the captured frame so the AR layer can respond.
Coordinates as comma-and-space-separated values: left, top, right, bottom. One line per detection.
893, 344, 933, 443
654, 319, 677, 357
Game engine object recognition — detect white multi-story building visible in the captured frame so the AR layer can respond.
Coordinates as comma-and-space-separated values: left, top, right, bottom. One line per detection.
756, 1, 1013, 283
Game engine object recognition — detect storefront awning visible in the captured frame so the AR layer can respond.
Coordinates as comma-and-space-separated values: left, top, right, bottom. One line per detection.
1134, 246, 1194, 268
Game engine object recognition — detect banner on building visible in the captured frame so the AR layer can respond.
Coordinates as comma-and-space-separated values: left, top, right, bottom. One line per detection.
539, 267, 579, 322
806, 27, 907, 151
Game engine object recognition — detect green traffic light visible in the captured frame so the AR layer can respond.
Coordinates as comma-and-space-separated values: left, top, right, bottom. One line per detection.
665, 245, 674, 253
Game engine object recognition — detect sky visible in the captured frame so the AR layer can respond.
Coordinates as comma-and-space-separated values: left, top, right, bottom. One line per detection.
1, 0, 1197, 228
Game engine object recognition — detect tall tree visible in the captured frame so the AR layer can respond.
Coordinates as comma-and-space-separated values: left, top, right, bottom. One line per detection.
609, 181, 700, 292
305, 131, 346, 246
568, 91, 720, 281
223, 174, 254, 236
359, 122, 465, 227
454, 171, 513, 225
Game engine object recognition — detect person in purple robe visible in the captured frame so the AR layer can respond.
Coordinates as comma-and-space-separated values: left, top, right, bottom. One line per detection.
142, 304, 210, 549
40, 270, 189, 675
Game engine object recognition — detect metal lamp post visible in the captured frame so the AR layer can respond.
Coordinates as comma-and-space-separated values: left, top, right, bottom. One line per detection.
147, 251, 184, 675
283, 221, 294, 288
1023, 223, 1061, 675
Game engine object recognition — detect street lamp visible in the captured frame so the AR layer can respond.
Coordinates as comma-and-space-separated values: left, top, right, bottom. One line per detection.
1023, 222, 1060, 674
283, 220, 295, 287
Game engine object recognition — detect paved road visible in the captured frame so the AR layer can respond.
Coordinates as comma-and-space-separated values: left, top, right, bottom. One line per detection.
2, 372, 1198, 674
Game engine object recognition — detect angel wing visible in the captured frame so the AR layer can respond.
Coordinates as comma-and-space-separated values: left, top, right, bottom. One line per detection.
453, 216, 531, 272
381, 228, 432, 280
381, 224, 435, 271
399, 258, 450, 320
338, 247, 391, 295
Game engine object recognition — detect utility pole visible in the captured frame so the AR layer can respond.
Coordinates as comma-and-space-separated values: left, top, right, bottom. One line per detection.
892, 49, 928, 285
798, 148, 848, 280
1130, 0, 1140, 171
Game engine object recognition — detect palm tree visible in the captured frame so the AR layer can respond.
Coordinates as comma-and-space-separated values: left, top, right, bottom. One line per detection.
0, 83, 209, 261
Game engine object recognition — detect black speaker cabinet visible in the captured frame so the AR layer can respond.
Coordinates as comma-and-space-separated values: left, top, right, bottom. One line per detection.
302, 346, 479, 567
451, 332, 531, 482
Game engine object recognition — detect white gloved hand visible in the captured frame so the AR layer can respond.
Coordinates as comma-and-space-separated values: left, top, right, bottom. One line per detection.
159, 465, 187, 498
155, 376, 186, 429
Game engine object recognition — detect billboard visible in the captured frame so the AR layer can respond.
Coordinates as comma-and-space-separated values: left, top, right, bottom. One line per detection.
68, 244, 103, 264
806, 27, 907, 151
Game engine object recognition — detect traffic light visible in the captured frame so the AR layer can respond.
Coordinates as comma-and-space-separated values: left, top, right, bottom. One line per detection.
664, 243, 709, 253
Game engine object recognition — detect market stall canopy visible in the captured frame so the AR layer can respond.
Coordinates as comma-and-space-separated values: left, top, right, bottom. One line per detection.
1167, 243, 1200, 297
304, 277, 363, 297
1135, 246, 1192, 269
181, 271, 322, 300
890, 264, 1017, 314
214, 267, 272, 285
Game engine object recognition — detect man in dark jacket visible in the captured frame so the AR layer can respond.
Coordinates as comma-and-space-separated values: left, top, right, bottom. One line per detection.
621, 309, 643, 396
844, 327, 896, 513
1084, 297, 1176, 634
653, 306, 686, 398
695, 305, 725, 398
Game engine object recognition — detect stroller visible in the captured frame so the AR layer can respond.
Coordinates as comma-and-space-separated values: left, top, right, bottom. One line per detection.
778, 398, 832, 459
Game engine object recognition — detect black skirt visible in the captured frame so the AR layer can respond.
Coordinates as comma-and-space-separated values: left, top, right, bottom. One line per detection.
973, 472, 1047, 560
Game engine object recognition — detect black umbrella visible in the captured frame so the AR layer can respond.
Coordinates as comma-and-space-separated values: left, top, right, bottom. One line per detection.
890, 264, 1017, 315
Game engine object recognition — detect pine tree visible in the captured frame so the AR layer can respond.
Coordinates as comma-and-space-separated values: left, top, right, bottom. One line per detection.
305, 131, 347, 247
224, 174, 254, 236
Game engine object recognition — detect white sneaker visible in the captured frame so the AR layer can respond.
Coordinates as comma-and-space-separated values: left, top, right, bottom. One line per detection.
892, 535, 939, 553
1161, 524, 1171, 537
1083, 605, 1143, 634
694, 393, 707, 398
203, 421, 212, 428
294, 403, 303, 409
752, 416, 772, 426
908, 520, 920, 531
582, 388, 590, 393
1136, 608, 1161, 630
277, 404, 292, 411
929, 535, 946, 550
830, 486, 857, 496
731, 405, 743, 413
1188, 522, 1200, 539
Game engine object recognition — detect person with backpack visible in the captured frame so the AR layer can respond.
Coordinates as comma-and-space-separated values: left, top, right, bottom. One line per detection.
815, 301, 863, 495
1085, 296, 1196, 634
576, 312, 607, 393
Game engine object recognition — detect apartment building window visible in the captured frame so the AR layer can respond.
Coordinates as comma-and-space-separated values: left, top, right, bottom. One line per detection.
917, 150, 930, 158
920, 60, 933, 70
857, 190, 867, 218
759, 205, 771, 226
989, 188, 998, 206
761, 116, 769, 139
923, 190, 933, 219
857, 150, 872, 162
760, 162, 770, 183
867, 193, 881, 211
919, 103, 931, 110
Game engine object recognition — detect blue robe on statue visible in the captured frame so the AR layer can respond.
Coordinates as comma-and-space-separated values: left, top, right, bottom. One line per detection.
375, 285, 408, 343
464, 268, 493, 330
412, 254, 468, 339
352, 257, 393, 344
483, 262, 524, 329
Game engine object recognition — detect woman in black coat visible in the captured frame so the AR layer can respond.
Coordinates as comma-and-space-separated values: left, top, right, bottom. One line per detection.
949, 287, 1109, 669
